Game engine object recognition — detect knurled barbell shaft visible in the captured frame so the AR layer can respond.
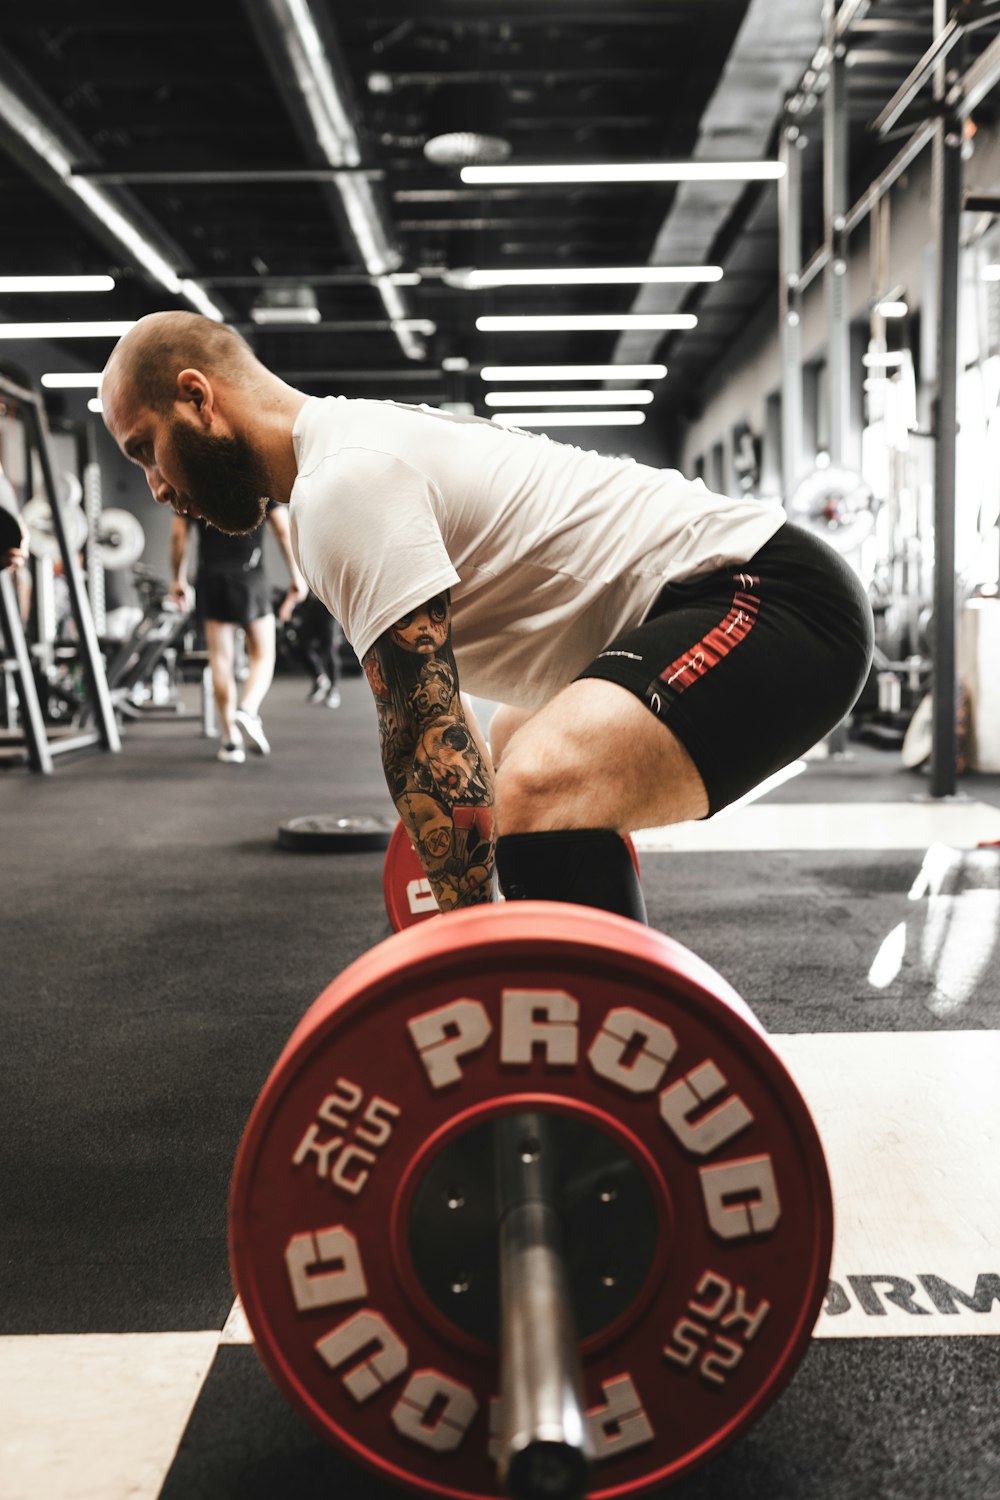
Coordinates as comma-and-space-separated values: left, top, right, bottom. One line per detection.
495, 1113, 593, 1500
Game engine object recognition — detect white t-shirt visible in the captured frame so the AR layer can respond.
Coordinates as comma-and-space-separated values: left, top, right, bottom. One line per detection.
288, 397, 784, 709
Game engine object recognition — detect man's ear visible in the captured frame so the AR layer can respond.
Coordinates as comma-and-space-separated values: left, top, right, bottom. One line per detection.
175, 367, 215, 425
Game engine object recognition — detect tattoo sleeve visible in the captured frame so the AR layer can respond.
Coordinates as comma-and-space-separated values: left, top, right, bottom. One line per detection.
363, 592, 496, 911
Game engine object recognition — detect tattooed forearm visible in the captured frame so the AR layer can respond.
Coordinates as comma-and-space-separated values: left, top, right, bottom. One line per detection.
363, 593, 495, 911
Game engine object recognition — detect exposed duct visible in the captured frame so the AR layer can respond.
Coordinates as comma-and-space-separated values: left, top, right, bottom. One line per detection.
243, 0, 427, 361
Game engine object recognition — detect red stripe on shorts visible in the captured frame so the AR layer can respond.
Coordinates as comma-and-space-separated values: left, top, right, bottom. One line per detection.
655, 574, 761, 699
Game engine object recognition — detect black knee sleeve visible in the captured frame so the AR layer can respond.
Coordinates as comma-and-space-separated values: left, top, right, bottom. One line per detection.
495, 828, 647, 924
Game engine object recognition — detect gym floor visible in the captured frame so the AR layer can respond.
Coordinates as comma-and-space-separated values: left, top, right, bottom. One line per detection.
2, 673, 999, 1500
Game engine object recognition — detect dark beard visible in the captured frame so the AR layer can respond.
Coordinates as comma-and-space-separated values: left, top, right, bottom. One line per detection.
169, 422, 270, 535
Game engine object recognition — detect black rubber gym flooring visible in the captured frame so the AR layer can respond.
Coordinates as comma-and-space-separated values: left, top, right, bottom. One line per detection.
2, 672, 999, 1499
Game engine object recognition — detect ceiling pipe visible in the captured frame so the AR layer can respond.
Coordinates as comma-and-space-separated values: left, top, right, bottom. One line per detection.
243, 0, 426, 361
0, 43, 228, 323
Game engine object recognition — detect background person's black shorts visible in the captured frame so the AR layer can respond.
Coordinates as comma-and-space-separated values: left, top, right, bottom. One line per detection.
196, 569, 273, 627
576, 521, 874, 817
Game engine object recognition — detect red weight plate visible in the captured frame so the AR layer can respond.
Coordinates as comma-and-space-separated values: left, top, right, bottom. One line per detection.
230, 903, 832, 1500
383, 819, 440, 930
384, 826, 641, 932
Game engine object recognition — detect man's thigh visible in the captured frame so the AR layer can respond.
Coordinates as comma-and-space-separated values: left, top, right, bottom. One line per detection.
493, 678, 709, 834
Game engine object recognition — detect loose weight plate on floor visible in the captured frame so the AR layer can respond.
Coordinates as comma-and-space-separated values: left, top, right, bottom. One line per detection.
229, 904, 832, 1498
277, 814, 397, 853
382, 821, 642, 930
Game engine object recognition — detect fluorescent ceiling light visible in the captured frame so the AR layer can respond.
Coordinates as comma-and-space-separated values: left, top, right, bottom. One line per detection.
492, 411, 647, 428
485, 389, 654, 407
482, 363, 666, 381
87, 398, 103, 414
41, 372, 103, 388
477, 314, 696, 332
0, 321, 135, 339
251, 305, 322, 325
456, 266, 722, 288
875, 300, 908, 318
462, 161, 785, 185
0, 274, 115, 293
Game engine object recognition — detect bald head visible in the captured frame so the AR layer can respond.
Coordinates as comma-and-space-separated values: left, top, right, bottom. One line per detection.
100, 311, 308, 529
103, 311, 264, 414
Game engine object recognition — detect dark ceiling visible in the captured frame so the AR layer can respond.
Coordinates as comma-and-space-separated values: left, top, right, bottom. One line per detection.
0, 0, 982, 425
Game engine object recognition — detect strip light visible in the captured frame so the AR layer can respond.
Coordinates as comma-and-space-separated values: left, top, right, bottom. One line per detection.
485, 390, 653, 407
477, 314, 696, 332
456, 266, 722, 288
462, 161, 786, 185
492, 411, 646, 428
41, 372, 104, 388
0, 275, 115, 293
0, 322, 135, 339
482, 363, 667, 381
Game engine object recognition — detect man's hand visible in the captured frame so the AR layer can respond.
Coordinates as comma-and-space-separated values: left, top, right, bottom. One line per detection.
169, 579, 192, 611
278, 581, 308, 623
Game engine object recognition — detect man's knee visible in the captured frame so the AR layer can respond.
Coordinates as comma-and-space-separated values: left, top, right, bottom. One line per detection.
494, 745, 586, 832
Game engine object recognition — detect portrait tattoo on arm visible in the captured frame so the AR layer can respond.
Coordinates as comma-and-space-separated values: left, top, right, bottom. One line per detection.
363, 592, 495, 911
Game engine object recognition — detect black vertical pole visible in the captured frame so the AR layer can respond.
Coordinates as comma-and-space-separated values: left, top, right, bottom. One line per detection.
931, 113, 962, 799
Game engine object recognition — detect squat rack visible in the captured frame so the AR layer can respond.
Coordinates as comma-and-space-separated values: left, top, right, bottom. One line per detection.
0, 366, 119, 771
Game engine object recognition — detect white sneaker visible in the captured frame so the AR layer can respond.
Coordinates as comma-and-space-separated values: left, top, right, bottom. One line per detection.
217, 735, 245, 764
325, 688, 342, 709
235, 708, 270, 755
307, 675, 332, 703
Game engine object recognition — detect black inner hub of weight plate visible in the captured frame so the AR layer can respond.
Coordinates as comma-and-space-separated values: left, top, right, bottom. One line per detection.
407, 1113, 659, 1344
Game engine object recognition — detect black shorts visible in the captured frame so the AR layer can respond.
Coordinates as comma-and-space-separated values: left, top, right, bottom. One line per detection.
197, 570, 272, 627
576, 522, 874, 816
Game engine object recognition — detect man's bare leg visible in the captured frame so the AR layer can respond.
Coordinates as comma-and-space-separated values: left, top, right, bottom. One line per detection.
240, 613, 276, 718
494, 678, 709, 835
205, 619, 238, 742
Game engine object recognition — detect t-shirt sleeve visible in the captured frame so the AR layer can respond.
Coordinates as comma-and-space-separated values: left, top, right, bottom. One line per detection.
289, 448, 460, 661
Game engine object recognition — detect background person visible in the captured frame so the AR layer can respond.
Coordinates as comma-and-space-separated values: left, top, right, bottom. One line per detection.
284, 589, 343, 708
171, 503, 306, 763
